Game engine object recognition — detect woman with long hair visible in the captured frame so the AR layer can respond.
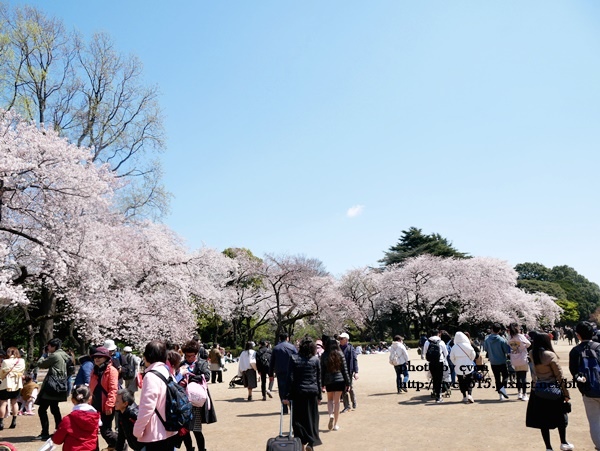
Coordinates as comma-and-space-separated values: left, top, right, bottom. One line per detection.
0, 347, 26, 430
508, 323, 531, 401
320, 337, 350, 432
525, 332, 574, 451
284, 337, 322, 451
238, 341, 258, 401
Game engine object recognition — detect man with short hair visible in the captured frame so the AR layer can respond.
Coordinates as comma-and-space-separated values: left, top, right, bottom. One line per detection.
422, 329, 448, 403
35, 338, 71, 440
339, 332, 359, 412
569, 321, 600, 450
256, 340, 274, 401
483, 323, 511, 401
269, 333, 297, 414
120, 346, 139, 393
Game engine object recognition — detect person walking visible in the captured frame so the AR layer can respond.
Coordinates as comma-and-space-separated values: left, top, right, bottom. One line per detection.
0, 347, 26, 430
483, 323, 511, 401
321, 337, 350, 432
35, 338, 71, 441
508, 323, 531, 401
208, 344, 223, 384
449, 332, 476, 403
89, 346, 119, 451
389, 335, 410, 394
422, 329, 448, 403
526, 332, 573, 451
269, 333, 298, 414
120, 346, 139, 393
256, 340, 274, 401
133, 340, 179, 450
339, 333, 358, 412
569, 321, 600, 450
238, 342, 258, 401
283, 337, 322, 451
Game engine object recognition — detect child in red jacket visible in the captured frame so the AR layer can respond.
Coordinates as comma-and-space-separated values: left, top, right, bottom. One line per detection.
52, 386, 101, 451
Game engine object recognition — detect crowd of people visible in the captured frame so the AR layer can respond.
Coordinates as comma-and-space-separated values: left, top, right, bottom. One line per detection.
0, 321, 598, 450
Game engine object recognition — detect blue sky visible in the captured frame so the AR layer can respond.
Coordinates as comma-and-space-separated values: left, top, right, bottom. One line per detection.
10, 1, 600, 282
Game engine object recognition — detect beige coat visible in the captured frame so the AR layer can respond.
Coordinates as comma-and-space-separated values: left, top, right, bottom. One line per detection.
0, 357, 26, 392
529, 349, 570, 399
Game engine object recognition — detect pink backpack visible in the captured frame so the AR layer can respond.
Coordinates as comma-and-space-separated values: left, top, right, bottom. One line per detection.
186, 375, 210, 409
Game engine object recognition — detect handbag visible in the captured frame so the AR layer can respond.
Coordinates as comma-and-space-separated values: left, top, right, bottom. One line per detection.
562, 401, 572, 413
534, 381, 563, 400
44, 373, 68, 397
187, 375, 210, 408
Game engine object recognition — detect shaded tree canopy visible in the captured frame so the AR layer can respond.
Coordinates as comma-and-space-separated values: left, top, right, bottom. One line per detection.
380, 227, 469, 266
515, 262, 600, 322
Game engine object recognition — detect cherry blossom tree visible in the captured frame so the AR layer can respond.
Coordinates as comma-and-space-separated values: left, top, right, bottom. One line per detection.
339, 267, 383, 338
379, 255, 562, 334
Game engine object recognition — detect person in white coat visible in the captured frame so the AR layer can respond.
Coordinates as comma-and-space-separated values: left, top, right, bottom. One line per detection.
450, 332, 477, 403
389, 336, 410, 394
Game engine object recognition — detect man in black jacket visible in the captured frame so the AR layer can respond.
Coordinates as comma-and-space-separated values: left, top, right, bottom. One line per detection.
115, 389, 142, 451
269, 333, 298, 414
256, 340, 274, 401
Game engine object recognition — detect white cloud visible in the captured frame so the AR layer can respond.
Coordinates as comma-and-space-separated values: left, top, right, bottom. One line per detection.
346, 205, 365, 218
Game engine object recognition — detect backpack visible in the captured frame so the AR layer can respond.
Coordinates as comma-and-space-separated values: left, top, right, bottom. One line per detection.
425, 339, 441, 363
576, 341, 600, 398
149, 370, 193, 431
120, 354, 135, 380
257, 349, 271, 372
65, 357, 75, 377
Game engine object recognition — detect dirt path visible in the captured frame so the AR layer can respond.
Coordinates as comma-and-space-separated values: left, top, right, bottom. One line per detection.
1, 341, 596, 450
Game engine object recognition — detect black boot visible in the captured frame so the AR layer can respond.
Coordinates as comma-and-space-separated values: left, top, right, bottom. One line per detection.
9, 415, 17, 429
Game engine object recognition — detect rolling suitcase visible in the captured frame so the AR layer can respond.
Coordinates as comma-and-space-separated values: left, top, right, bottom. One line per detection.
266, 403, 302, 451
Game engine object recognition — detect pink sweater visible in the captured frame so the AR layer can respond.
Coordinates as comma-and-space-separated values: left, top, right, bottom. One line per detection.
133, 362, 177, 443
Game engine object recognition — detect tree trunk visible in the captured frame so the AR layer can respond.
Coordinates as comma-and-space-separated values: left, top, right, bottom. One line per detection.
39, 283, 56, 351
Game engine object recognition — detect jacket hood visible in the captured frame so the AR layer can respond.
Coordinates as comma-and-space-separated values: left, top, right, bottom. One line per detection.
454, 332, 470, 345
487, 334, 502, 342
428, 336, 441, 343
390, 341, 403, 350
70, 409, 100, 433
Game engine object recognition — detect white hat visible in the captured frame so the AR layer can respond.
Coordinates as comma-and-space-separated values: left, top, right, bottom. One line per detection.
339, 333, 350, 340
123, 346, 133, 353
103, 339, 117, 351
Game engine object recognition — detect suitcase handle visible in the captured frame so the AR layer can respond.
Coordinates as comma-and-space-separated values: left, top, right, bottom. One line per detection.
279, 401, 294, 438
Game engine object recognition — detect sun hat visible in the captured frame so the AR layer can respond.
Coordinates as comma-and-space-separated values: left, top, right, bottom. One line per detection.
339, 333, 350, 340
123, 346, 133, 352
91, 347, 111, 359
103, 339, 117, 351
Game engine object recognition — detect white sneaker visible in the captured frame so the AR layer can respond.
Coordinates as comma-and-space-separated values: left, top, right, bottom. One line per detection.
462, 396, 468, 403
467, 395, 474, 403
499, 394, 504, 401
521, 394, 529, 401
518, 393, 523, 400
436, 398, 443, 403
499, 387, 509, 398
559, 443, 574, 450
333, 425, 340, 431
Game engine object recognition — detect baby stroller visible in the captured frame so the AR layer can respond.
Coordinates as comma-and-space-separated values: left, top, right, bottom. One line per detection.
229, 374, 244, 388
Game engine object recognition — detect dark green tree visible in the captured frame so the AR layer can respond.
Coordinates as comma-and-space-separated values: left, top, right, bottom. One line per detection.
380, 227, 469, 266
515, 262, 600, 322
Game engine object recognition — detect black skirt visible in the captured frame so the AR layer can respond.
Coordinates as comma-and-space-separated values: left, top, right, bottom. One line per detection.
242, 369, 257, 389
0, 389, 19, 400
292, 395, 322, 447
325, 381, 345, 393
525, 391, 568, 430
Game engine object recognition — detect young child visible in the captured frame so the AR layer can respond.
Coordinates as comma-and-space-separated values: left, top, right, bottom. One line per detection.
51, 386, 101, 451
19, 375, 38, 415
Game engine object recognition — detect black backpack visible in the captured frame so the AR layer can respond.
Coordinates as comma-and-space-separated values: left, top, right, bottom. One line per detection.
120, 354, 135, 380
425, 339, 441, 363
149, 370, 193, 431
65, 356, 76, 377
258, 349, 271, 372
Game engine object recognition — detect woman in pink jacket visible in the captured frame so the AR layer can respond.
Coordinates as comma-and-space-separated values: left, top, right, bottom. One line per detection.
133, 341, 179, 450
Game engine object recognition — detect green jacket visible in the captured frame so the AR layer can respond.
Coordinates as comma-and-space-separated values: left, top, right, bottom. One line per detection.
37, 348, 70, 402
